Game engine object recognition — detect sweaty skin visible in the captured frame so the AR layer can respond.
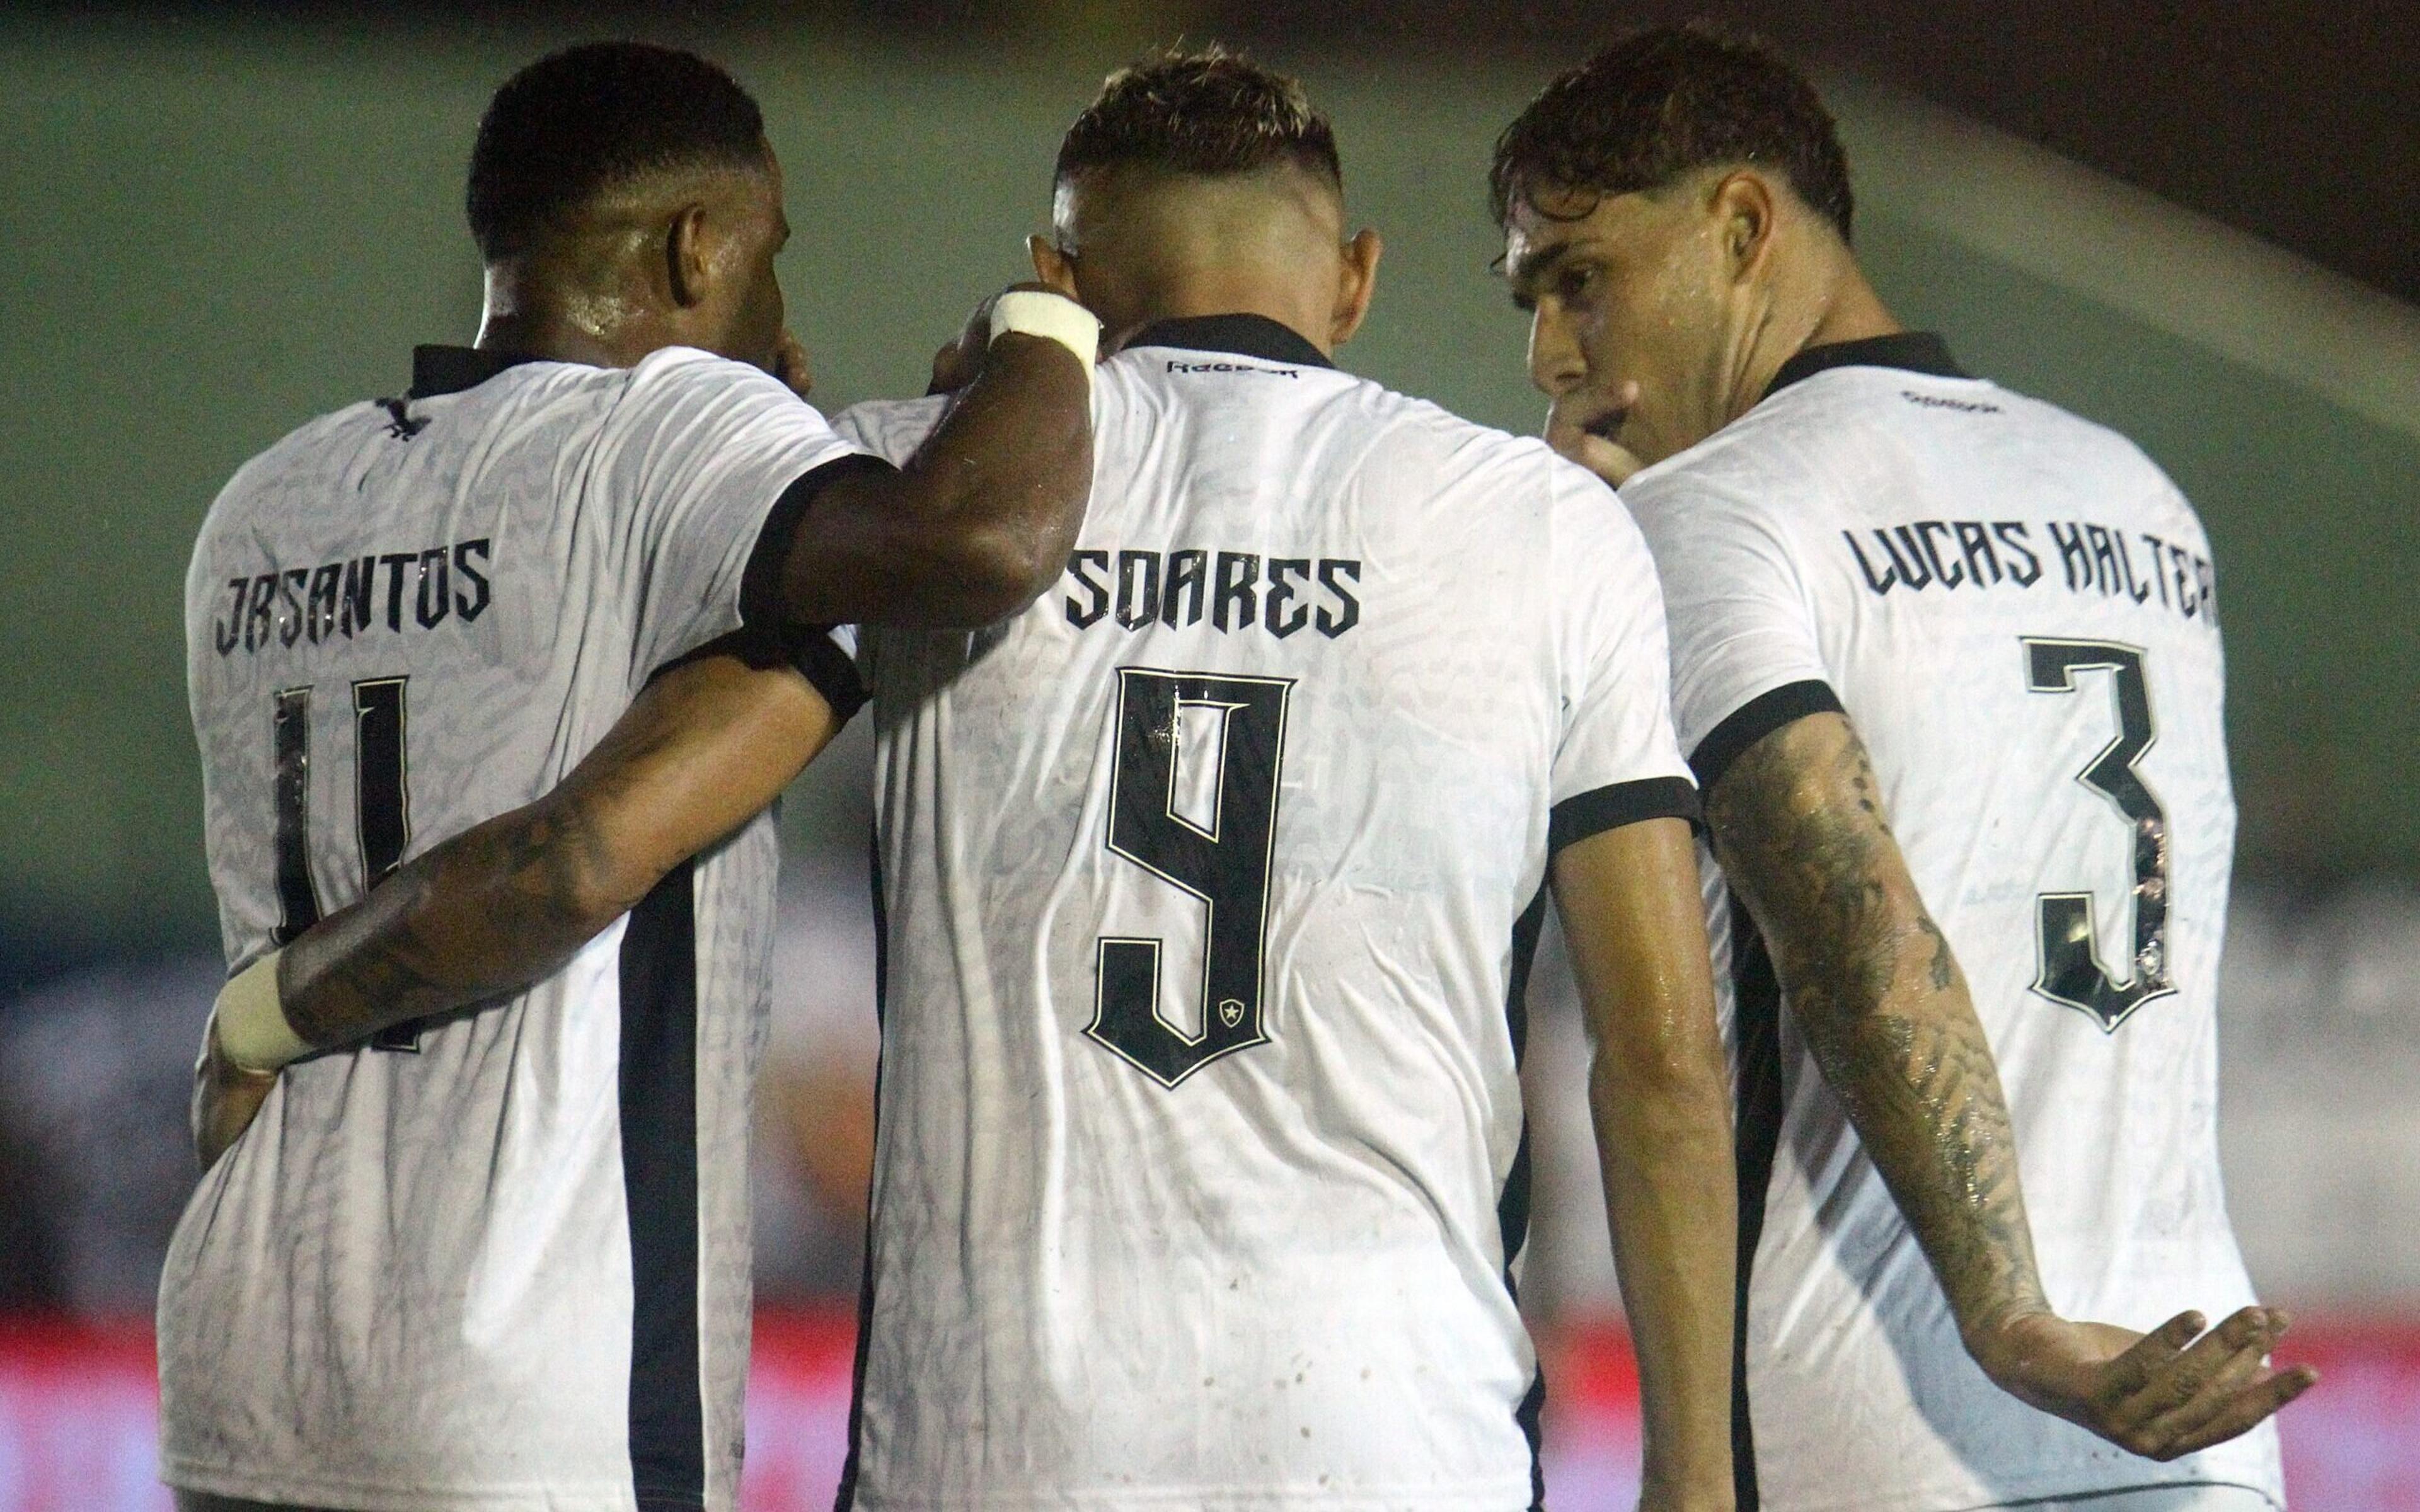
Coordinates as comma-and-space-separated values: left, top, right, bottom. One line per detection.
1506, 161, 2315, 1460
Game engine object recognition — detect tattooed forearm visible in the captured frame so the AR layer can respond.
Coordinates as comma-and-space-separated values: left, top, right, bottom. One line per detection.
1707, 713, 2049, 1340
278, 786, 639, 1051
266, 653, 833, 1058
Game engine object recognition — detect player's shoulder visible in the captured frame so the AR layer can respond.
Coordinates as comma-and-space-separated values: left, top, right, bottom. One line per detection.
1330, 370, 1603, 504
195, 399, 386, 544
611, 345, 813, 416
1965, 375, 2209, 537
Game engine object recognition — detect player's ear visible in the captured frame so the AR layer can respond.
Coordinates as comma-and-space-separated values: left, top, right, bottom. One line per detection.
1712, 171, 1778, 284
1328, 228, 1383, 348
665, 203, 714, 310
1028, 236, 1080, 300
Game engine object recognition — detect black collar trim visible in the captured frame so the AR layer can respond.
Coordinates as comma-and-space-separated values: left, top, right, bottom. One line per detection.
1123, 314, 1334, 369
408, 345, 555, 399
1763, 332, 1968, 402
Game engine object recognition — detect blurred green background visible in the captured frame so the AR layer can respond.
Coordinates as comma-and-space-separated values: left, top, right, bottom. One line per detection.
2, 13, 2414, 976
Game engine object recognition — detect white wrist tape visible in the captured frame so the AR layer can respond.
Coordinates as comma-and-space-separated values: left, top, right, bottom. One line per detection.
214, 948, 309, 1073
988, 290, 1101, 380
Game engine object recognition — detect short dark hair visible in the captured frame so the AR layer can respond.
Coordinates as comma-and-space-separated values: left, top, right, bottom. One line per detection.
466, 42, 770, 261
1054, 46, 1340, 191
1489, 26, 1853, 243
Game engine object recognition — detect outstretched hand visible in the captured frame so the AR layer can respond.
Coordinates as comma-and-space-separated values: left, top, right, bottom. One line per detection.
1970, 1306, 2318, 1462
192, 1017, 278, 1171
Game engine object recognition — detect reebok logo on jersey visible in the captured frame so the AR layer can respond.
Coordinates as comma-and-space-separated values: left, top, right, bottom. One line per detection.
1064, 547, 1361, 639
1844, 518, 2215, 624
212, 538, 493, 656
1900, 389, 2002, 415
1165, 359, 1300, 379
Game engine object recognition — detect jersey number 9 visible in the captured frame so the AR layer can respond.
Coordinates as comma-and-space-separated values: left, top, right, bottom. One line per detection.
1090, 668, 1294, 1087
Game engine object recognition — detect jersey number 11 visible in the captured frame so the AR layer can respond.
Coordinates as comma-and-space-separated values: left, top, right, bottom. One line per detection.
268, 676, 425, 1051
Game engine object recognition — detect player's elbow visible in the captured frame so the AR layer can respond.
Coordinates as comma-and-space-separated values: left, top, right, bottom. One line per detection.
914, 520, 1064, 627
524, 821, 663, 941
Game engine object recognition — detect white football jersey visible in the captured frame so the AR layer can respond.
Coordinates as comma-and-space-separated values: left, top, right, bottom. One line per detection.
1623, 335, 2282, 1511
164, 345, 867, 1512
831, 315, 1697, 1510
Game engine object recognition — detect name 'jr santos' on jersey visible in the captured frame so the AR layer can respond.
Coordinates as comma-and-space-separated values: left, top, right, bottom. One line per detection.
834, 306, 1703, 1507
171, 338, 863, 1512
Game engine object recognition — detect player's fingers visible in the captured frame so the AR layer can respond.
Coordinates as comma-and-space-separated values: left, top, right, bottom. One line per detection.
2113, 1308, 2279, 1426
2097, 1310, 2206, 1402
773, 331, 814, 399
1543, 406, 1645, 487
2129, 1310, 2298, 1446
2140, 1364, 2319, 1460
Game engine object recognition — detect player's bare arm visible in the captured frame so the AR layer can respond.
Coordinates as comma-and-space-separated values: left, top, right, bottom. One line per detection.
1706, 709, 2316, 1458
194, 650, 838, 1166
768, 313, 1096, 630
1553, 815, 1736, 1509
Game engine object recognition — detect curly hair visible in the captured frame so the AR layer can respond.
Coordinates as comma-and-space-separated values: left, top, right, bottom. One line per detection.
1489, 26, 1853, 242
467, 42, 769, 261
1055, 45, 1340, 190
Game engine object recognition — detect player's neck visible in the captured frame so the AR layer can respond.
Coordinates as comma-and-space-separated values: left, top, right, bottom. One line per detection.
474, 265, 647, 369
1115, 297, 1334, 358
1798, 270, 1903, 355
1739, 264, 1903, 415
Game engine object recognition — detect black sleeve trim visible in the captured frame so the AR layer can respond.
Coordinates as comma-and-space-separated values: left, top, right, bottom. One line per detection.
785, 628, 868, 721
647, 626, 869, 722
1548, 776, 1704, 854
1688, 679, 1845, 792
737, 452, 899, 634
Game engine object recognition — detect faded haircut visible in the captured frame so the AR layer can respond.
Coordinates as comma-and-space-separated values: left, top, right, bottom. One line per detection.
1054, 46, 1341, 191
467, 42, 769, 261
1489, 26, 1854, 243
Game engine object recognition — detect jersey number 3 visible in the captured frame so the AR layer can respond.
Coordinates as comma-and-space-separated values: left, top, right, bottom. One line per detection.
269, 677, 425, 1051
1091, 668, 1294, 1087
2024, 639, 2175, 1032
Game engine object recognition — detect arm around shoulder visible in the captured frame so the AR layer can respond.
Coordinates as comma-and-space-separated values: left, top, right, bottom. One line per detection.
757, 299, 1097, 631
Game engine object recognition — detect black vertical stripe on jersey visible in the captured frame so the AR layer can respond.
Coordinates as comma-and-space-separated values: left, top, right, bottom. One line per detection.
1728, 893, 1786, 1512
1504, 884, 1549, 1512
834, 836, 889, 1512
351, 679, 410, 885
269, 686, 321, 946
619, 859, 706, 1511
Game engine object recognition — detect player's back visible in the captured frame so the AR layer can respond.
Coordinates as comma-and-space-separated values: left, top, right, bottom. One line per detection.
834, 315, 1692, 1509
1624, 343, 2279, 1509
166, 345, 855, 1512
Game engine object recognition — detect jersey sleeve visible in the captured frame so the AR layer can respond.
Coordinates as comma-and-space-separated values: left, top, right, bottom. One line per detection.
1544, 462, 1702, 854
1624, 464, 1843, 791
831, 394, 951, 467
596, 350, 871, 692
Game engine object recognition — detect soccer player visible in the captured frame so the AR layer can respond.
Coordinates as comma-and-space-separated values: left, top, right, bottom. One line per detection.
163, 42, 1093, 1512
830, 50, 1737, 1509
1492, 28, 2313, 1512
